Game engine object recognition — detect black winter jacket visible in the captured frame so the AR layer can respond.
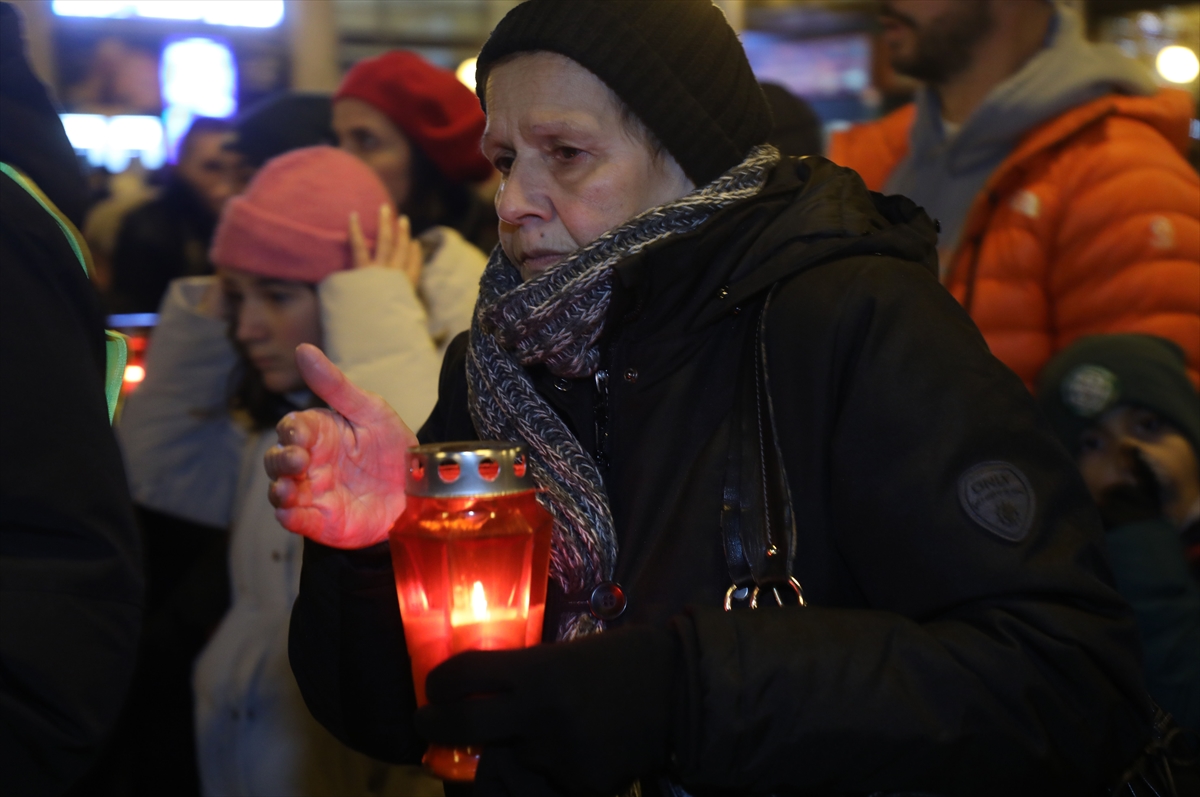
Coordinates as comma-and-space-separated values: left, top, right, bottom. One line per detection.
107, 176, 218, 313
289, 158, 1148, 795
1, 6, 143, 792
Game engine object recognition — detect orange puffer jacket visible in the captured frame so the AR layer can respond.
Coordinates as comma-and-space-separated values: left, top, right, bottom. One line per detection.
830, 89, 1200, 389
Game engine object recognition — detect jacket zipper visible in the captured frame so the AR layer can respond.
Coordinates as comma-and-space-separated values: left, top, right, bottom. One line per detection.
594, 368, 610, 477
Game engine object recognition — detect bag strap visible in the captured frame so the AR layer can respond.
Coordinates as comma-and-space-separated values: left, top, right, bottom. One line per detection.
1110, 702, 1199, 797
720, 284, 804, 610
1, 162, 127, 423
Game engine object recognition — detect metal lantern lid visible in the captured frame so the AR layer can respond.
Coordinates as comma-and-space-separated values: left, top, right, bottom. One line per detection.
406, 441, 533, 498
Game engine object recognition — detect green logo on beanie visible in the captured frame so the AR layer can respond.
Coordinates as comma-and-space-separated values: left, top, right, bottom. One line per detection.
1062, 364, 1120, 418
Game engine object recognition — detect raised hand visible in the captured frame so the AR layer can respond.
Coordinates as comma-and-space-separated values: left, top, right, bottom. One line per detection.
349, 204, 424, 288
265, 343, 415, 549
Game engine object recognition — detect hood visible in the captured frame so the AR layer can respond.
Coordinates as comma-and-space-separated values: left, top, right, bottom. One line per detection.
718, 156, 939, 312
912, 2, 1158, 175
614, 154, 939, 331
0, 3, 88, 227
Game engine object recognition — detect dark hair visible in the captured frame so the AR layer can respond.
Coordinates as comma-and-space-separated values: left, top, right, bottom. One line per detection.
404, 143, 472, 235
405, 141, 499, 252
227, 356, 301, 431
179, 116, 235, 162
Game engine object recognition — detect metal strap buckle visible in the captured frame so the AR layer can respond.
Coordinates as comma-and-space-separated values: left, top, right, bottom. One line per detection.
724, 576, 805, 611
724, 584, 749, 611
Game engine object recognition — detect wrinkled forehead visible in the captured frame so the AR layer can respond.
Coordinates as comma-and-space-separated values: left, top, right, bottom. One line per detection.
482, 52, 628, 138
483, 53, 617, 118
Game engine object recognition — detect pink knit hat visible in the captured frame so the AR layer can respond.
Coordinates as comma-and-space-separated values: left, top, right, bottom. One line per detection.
210, 146, 390, 283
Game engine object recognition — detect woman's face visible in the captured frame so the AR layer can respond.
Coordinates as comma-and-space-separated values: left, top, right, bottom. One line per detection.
218, 268, 322, 394
482, 52, 694, 281
334, 97, 413, 211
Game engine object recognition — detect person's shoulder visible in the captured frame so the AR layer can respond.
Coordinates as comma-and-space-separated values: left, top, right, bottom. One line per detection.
444, 329, 471, 366
0, 172, 92, 293
826, 104, 915, 191
1024, 89, 1196, 180
770, 251, 948, 332
115, 193, 184, 242
112, 205, 162, 255
1092, 88, 1192, 155
828, 104, 915, 152
424, 225, 489, 273
1, 170, 65, 249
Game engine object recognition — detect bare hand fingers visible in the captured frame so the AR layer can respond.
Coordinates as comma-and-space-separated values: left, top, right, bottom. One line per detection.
295, 343, 392, 425
349, 211, 372, 269
265, 442, 311, 479
275, 506, 327, 540
375, 203, 394, 266
387, 214, 410, 270
268, 476, 299, 508
275, 411, 317, 448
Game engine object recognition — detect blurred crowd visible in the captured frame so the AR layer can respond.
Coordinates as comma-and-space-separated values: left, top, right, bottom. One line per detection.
2, 1, 1198, 797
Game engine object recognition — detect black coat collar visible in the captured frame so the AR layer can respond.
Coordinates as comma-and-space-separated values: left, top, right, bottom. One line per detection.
610, 156, 939, 334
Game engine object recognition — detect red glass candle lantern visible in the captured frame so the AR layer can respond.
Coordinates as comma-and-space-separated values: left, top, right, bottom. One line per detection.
388, 442, 552, 782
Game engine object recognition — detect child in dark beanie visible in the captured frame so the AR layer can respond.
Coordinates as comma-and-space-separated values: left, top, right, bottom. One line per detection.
1038, 333, 1200, 731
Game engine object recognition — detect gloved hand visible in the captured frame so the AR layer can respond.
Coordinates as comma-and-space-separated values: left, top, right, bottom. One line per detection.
415, 624, 680, 797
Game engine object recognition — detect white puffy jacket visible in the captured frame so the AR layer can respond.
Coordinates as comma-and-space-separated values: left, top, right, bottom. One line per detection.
118, 227, 485, 796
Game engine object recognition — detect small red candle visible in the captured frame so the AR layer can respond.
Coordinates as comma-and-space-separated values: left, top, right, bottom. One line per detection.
389, 442, 552, 781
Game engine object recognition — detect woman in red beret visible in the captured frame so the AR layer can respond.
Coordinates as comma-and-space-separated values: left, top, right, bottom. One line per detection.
334, 50, 499, 256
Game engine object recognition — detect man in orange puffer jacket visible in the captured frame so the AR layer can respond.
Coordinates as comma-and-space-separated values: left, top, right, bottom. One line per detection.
829, 0, 1199, 389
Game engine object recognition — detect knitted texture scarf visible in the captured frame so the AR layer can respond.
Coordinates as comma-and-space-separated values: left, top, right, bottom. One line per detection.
467, 145, 780, 640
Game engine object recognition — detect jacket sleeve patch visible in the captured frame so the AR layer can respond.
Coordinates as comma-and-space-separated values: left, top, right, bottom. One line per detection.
957, 461, 1037, 542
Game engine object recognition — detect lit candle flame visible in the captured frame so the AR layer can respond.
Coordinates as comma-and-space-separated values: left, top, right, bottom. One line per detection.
471, 581, 489, 621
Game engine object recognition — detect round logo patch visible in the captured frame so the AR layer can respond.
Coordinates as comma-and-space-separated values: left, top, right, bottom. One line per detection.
1062, 364, 1119, 418
958, 461, 1036, 542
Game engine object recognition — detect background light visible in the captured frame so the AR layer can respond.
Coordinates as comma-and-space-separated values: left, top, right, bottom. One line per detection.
162, 38, 237, 117
52, 1, 284, 28
456, 58, 477, 92
1157, 45, 1200, 84
161, 37, 238, 160
60, 114, 166, 171
60, 114, 110, 163
107, 116, 165, 170
123, 364, 146, 384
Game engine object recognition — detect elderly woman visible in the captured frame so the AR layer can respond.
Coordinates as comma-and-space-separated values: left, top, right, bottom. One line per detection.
267, 2, 1151, 795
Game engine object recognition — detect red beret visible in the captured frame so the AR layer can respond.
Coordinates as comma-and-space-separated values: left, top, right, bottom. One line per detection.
335, 50, 493, 184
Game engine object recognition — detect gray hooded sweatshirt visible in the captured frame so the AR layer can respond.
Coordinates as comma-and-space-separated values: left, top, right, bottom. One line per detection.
885, 3, 1158, 263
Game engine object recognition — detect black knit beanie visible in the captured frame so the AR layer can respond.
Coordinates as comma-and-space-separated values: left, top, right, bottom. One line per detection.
475, 0, 772, 187
231, 93, 335, 168
1036, 334, 1200, 458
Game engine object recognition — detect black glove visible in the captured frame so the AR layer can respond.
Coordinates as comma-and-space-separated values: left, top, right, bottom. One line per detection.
415, 624, 680, 797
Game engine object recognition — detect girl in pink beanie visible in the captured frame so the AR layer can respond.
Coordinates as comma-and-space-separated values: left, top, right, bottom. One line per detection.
118, 146, 463, 796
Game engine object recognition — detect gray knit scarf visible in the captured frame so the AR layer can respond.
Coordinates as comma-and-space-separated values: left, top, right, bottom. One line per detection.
467, 145, 780, 640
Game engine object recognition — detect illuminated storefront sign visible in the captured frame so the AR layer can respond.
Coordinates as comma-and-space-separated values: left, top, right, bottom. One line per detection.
51, 1, 284, 29
60, 113, 166, 172
161, 37, 238, 160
